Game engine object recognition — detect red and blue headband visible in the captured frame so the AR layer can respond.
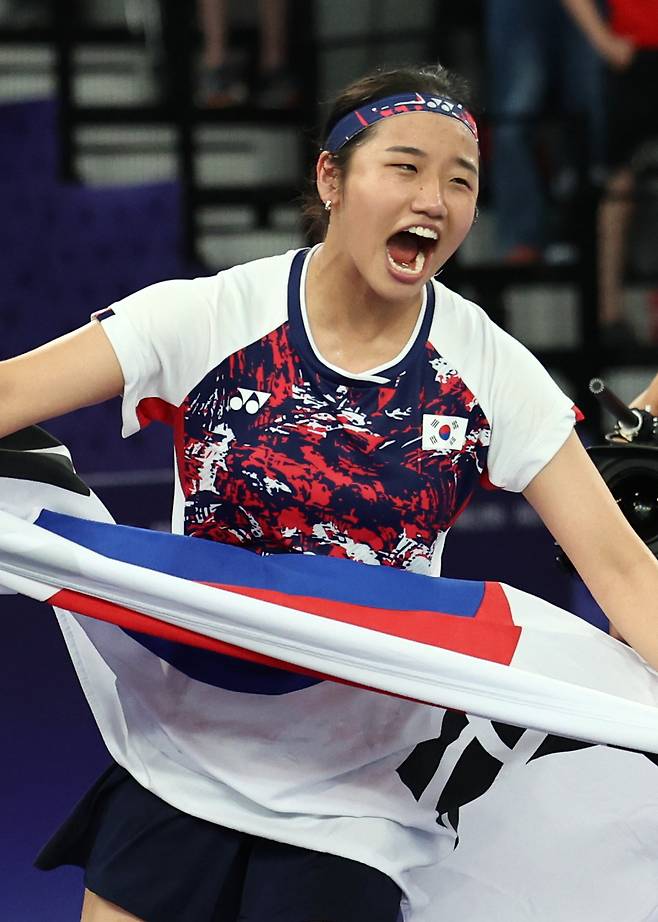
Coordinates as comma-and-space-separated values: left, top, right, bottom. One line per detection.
323, 92, 479, 153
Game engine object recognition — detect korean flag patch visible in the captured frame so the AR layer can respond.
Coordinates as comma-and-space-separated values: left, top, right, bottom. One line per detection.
422, 415, 468, 452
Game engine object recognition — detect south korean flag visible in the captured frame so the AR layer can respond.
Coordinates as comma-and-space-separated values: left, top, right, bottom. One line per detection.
422, 414, 468, 452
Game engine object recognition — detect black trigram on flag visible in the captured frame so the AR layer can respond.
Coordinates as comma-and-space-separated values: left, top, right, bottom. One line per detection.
397, 712, 658, 846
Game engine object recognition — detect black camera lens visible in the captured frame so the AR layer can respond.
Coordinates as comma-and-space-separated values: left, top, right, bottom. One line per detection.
610, 470, 658, 543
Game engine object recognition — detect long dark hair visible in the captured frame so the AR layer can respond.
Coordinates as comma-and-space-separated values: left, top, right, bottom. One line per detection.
302, 63, 476, 242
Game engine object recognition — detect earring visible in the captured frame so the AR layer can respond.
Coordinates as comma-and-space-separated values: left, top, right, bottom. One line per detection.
324, 200, 332, 212
473, 206, 479, 225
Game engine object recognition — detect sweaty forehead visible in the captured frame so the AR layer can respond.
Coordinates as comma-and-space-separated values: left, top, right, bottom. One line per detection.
365, 111, 478, 158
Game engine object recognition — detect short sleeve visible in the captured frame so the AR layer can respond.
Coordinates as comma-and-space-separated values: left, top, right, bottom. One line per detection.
431, 284, 579, 495
92, 253, 294, 439
482, 325, 577, 492
93, 276, 223, 438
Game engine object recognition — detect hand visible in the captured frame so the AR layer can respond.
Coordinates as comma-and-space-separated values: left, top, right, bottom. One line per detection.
599, 33, 635, 70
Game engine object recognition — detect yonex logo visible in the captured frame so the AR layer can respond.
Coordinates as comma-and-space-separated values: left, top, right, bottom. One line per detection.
228, 388, 271, 415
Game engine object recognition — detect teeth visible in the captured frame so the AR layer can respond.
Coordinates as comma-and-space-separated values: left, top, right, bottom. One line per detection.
406, 225, 438, 240
387, 248, 426, 275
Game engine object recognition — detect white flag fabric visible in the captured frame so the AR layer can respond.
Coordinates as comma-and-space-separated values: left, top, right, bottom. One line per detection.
1, 428, 658, 921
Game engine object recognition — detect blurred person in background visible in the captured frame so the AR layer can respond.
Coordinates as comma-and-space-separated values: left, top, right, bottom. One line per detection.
484, 0, 605, 264
562, 0, 658, 347
197, 0, 299, 107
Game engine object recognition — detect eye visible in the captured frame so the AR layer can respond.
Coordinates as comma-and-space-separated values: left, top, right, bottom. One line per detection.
392, 163, 417, 173
451, 176, 474, 190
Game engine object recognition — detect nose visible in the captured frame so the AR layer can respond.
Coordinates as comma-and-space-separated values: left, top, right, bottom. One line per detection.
411, 181, 448, 219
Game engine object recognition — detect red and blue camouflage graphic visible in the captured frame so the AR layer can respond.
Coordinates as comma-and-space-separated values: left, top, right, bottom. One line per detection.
180, 322, 490, 573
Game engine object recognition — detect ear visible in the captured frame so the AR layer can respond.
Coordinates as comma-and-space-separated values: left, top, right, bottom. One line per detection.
316, 151, 341, 208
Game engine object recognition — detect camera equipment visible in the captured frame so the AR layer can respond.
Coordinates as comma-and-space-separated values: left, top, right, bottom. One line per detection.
588, 378, 658, 444
562, 379, 658, 566
586, 379, 658, 560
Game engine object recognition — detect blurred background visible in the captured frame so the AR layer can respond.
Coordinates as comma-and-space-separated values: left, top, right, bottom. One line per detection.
0, 0, 656, 917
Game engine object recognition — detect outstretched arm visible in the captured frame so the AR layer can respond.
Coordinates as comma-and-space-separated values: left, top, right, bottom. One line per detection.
523, 431, 658, 668
0, 321, 124, 439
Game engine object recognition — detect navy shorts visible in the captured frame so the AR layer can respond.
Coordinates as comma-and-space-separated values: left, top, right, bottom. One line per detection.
36, 763, 402, 922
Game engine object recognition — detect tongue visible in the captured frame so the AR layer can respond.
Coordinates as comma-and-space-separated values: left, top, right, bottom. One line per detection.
387, 231, 420, 266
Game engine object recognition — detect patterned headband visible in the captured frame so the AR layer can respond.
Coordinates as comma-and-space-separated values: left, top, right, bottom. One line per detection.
323, 92, 479, 153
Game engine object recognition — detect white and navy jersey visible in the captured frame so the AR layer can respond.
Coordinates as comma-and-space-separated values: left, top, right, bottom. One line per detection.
80, 246, 578, 919
97, 246, 576, 576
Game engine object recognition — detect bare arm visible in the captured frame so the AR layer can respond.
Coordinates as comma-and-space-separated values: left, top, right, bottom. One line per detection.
561, 0, 635, 68
0, 321, 124, 439
524, 432, 658, 668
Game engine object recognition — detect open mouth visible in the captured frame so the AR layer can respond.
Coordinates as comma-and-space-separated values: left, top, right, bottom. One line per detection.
386, 226, 438, 276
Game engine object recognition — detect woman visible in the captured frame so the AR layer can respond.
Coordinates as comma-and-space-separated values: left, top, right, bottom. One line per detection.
561, 0, 658, 346
2, 64, 658, 922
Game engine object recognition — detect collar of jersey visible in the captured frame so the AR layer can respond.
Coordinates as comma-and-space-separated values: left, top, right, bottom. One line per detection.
287, 246, 436, 389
